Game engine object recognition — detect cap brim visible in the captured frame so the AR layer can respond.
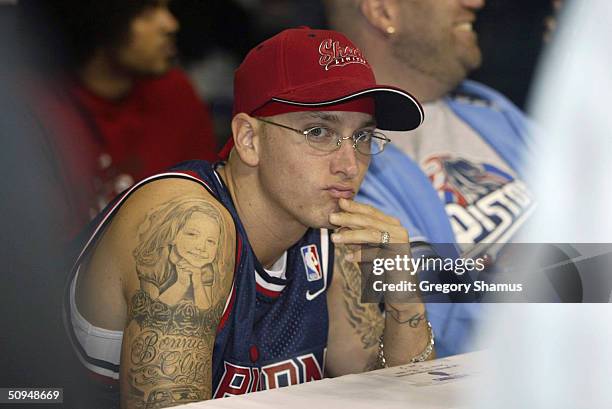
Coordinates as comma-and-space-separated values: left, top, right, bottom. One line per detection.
271, 86, 424, 131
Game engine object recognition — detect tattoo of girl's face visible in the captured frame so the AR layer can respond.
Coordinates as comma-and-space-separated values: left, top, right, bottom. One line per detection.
173, 212, 220, 268
133, 197, 228, 296
124, 196, 232, 406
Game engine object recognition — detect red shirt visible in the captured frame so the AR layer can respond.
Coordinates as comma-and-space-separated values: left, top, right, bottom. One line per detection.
32, 69, 218, 239
70, 68, 218, 199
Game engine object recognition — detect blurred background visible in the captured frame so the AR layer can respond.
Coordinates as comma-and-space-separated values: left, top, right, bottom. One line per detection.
1, 0, 558, 160
0, 0, 568, 404
170, 0, 555, 141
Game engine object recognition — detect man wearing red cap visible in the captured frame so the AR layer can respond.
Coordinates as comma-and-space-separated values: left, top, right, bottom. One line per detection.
66, 27, 431, 408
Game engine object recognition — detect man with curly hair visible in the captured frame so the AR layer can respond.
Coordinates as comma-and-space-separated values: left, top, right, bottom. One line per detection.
42, 0, 218, 236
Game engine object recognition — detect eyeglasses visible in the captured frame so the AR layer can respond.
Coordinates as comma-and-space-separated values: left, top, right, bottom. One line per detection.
256, 118, 391, 156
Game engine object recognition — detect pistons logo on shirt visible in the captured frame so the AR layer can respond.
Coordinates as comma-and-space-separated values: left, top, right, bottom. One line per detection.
424, 155, 512, 206
301, 245, 323, 282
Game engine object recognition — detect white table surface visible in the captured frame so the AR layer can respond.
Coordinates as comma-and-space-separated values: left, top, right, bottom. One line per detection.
177, 352, 484, 409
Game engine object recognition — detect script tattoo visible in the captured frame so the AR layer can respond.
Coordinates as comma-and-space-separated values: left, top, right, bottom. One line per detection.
124, 197, 232, 409
129, 327, 210, 386
384, 310, 426, 328
336, 245, 384, 350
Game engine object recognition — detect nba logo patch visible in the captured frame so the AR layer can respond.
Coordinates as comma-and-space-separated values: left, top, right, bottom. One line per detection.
301, 245, 323, 282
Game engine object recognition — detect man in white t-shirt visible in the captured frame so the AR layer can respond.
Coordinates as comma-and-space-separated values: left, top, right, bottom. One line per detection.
325, 0, 534, 356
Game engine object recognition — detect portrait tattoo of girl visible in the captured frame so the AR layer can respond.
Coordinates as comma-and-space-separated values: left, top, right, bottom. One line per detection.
132, 197, 229, 310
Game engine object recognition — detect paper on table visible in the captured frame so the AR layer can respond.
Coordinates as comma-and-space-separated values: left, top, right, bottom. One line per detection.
177, 352, 485, 409
367, 356, 479, 387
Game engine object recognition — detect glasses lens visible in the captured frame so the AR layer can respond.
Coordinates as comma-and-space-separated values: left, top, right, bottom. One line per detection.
306, 127, 338, 151
356, 131, 387, 155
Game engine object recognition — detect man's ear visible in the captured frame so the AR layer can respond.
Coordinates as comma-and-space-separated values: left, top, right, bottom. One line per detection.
360, 0, 400, 36
230, 113, 261, 167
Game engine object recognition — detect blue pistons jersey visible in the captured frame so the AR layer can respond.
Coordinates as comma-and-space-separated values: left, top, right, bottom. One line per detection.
65, 160, 334, 405
180, 161, 335, 397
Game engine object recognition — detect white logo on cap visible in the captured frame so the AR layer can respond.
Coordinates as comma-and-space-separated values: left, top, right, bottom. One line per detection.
318, 39, 368, 71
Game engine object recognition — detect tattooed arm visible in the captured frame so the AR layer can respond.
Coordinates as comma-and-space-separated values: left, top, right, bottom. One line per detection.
326, 244, 433, 375
325, 199, 433, 375
326, 244, 384, 374
76, 179, 235, 408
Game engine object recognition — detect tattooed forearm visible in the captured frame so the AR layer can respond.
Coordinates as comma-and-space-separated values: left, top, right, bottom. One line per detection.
122, 195, 233, 409
336, 245, 384, 350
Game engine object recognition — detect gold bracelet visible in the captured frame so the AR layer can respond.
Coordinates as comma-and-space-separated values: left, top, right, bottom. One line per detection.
377, 321, 435, 368
410, 321, 435, 363
377, 334, 387, 369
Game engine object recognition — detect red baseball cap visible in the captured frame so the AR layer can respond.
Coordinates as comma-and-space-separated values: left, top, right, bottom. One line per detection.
220, 27, 424, 159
